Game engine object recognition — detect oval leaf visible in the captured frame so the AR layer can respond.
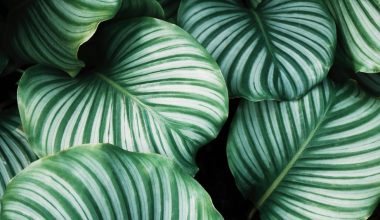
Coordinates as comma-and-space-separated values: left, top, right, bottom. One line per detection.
0, 108, 37, 197
227, 80, 380, 219
324, 0, 380, 73
18, 18, 228, 175
0, 144, 222, 219
5, 0, 120, 77
178, 0, 336, 101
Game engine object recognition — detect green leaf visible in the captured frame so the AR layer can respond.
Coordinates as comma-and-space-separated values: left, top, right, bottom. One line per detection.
0, 144, 222, 219
324, 0, 380, 73
356, 73, 380, 96
0, 108, 37, 197
5, 0, 121, 77
227, 80, 380, 219
178, 0, 336, 101
18, 18, 229, 175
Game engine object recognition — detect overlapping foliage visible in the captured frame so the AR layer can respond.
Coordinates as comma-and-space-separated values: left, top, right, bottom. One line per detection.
1, 0, 380, 219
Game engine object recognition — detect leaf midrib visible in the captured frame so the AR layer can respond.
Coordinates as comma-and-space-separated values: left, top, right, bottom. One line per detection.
249, 95, 336, 218
95, 73, 189, 139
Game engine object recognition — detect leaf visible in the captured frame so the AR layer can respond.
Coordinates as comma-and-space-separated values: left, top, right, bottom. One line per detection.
324, 0, 380, 73
17, 18, 229, 175
178, 0, 336, 101
0, 108, 37, 197
227, 80, 380, 219
0, 144, 222, 219
5, 0, 121, 77
356, 73, 380, 96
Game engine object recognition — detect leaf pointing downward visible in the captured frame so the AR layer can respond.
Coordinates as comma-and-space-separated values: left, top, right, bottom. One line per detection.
178, 0, 336, 101
17, 18, 228, 175
228, 80, 380, 219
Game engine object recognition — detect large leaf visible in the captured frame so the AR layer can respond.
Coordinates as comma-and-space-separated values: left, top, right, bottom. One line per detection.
5, 0, 121, 77
0, 144, 222, 219
18, 18, 228, 175
227, 80, 380, 219
0, 108, 37, 197
178, 0, 336, 101
324, 0, 380, 73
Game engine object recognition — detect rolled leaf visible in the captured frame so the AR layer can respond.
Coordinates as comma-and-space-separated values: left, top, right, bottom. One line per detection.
178, 0, 336, 101
5, 0, 121, 77
324, 0, 380, 73
0, 108, 37, 197
228, 80, 380, 219
0, 144, 222, 219
17, 18, 228, 175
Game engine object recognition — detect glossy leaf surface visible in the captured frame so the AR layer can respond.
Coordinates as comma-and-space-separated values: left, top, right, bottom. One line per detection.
1, 144, 222, 219
18, 18, 228, 175
178, 0, 336, 101
228, 80, 380, 219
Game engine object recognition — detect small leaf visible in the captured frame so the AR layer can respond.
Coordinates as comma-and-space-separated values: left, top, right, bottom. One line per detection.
5, 0, 121, 77
17, 18, 228, 175
324, 0, 380, 73
157, 0, 180, 22
356, 73, 380, 96
227, 80, 380, 219
0, 108, 37, 197
0, 144, 222, 219
178, 0, 336, 101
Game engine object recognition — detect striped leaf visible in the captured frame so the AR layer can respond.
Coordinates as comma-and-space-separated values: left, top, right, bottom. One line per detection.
227, 80, 380, 219
0, 108, 37, 197
178, 0, 336, 101
324, 0, 380, 73
0, 144, 222, 220
356, 73, 380, 97
5, 0, 120, 77
17, 18, 228, 175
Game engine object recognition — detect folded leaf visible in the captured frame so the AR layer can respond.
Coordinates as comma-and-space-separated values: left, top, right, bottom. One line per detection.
0, 144, 222, 219
0, 108, 37, 197
227, 80, 380, 219
324, 0, 380, 73
178, 0, 336, 101
5, 0, 121, 77
18, 18, 228, 175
